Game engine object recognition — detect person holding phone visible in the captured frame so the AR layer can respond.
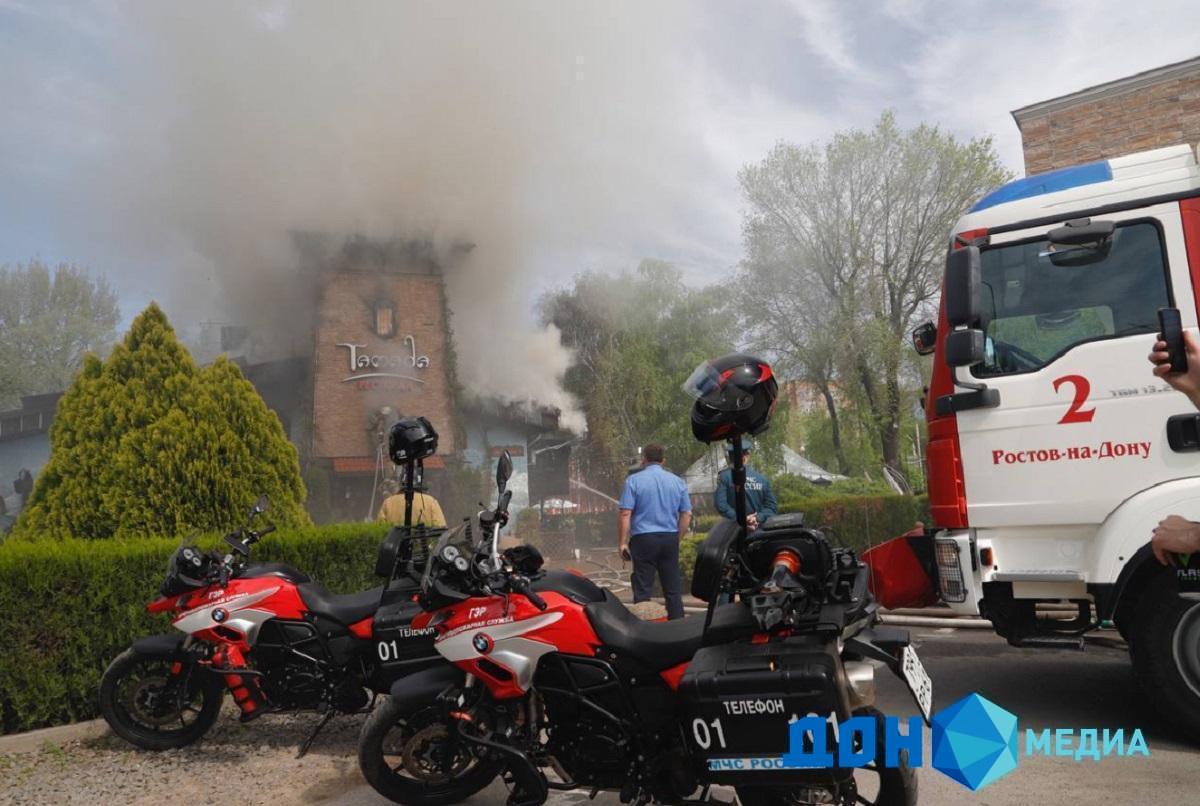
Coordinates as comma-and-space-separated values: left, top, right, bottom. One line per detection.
617, 443, 691, 620
1148, 321, 1200, 564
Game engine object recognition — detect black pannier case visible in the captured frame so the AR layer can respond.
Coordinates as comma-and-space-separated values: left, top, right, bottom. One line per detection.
370, 599, 439, 688
678, 637, 853, 783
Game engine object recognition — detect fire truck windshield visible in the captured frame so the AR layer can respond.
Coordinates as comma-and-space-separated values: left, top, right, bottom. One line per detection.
971, 221, 1169, 377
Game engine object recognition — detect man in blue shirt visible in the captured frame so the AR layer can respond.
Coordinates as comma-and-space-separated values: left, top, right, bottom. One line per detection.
618, 443, 692, 620
714, 443, 777, 533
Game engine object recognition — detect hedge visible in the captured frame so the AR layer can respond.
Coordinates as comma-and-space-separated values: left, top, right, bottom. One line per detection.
681, 493, 929, 591
0, 524, 385, 734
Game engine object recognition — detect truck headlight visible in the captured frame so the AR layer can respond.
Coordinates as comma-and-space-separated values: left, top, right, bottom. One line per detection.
935, 537, 966, 603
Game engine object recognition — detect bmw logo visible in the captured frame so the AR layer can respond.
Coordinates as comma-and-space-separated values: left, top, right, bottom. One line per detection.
212, 607, 229, 623
472, 633, 493, 655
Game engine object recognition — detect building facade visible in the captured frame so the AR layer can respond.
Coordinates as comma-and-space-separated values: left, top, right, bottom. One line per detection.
2, 237, 570, 529
309, 251, 457, 520
1013, 56, 1200, 174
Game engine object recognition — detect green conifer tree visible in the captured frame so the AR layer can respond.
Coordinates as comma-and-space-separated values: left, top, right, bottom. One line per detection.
14, 303, 309, 538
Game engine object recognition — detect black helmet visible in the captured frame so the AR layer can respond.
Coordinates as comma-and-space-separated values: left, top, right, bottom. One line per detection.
389, 416, 438, 464
684, 354, 778, 443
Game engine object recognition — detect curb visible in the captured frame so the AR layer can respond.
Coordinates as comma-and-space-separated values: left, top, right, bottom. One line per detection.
0, 717, 109, 755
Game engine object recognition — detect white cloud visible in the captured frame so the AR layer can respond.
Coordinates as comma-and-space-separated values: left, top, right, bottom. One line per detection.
902, 0, 1200, 171
783, 0, 881, 84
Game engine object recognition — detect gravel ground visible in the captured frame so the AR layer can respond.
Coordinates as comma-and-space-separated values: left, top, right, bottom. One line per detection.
0, 706, 370, 806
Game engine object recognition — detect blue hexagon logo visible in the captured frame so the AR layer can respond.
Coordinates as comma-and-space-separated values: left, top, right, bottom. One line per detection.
931, 693, 1019, 791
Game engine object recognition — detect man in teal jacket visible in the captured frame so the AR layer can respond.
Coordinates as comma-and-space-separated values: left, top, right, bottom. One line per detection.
714, 443, 777, 532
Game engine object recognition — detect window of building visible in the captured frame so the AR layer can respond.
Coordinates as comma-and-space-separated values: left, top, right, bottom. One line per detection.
971, 221, 1170, 377
374, 300, 395, 338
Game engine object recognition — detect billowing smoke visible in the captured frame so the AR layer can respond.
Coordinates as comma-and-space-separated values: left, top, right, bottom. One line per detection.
47, 1, 728, 432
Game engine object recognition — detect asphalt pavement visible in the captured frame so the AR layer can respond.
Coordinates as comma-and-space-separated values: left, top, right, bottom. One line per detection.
342, 628, 1197, 806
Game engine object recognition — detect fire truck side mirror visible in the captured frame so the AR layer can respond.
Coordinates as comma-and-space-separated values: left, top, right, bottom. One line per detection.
944, 329, 985, 368
945, 246, 981, 327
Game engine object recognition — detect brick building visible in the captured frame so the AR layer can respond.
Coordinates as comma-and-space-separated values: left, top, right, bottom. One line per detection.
307, 240, 459, 520
299, 236, 565, 522
1012, 56, 1200, 174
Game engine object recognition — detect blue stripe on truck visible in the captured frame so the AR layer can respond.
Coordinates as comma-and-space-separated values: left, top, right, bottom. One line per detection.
971, 160, 1113, 212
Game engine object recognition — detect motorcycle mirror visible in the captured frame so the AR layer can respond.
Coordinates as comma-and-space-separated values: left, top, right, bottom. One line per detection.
496, 450, 513, 494
252, 494, 269, 516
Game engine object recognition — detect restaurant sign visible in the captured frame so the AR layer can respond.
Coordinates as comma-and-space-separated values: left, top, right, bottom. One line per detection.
337, 336, 431, 383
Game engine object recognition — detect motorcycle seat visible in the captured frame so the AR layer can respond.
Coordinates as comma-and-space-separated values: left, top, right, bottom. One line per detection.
583, 591, 758, 671
297, 583, 384, 625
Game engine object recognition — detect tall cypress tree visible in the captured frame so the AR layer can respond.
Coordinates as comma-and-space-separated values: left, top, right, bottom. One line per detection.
14, 303, 309, 538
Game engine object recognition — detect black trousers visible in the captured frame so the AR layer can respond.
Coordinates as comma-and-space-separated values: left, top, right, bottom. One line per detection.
630, 531, 684, 620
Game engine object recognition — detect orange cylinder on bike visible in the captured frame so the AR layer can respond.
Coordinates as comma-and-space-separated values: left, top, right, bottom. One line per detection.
218, 645, 263, 715
771, 549, 802, 575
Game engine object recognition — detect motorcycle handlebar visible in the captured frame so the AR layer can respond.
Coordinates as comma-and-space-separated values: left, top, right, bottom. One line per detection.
511, 575, 547, 611
256, 524, 276, 539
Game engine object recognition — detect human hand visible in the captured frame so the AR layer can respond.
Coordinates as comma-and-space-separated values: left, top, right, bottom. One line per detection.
1149, 330, 1200, 406
619, 542, 631, 562
746, 513, 759, 531
1151, 515, 1200, 565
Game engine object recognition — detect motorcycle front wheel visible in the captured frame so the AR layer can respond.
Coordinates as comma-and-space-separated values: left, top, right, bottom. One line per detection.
358, 694, 503, 805
735, 707, 917, 806
99, 647, 224, 751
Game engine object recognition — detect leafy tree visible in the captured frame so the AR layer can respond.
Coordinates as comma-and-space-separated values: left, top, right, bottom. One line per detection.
13, 303, 309, 539
0, 260, 120, 408
540, 260, 788, 490
737, 111, 1010, 478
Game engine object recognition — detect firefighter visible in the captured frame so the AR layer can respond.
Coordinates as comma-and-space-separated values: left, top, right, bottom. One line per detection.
376, 478, 447, 528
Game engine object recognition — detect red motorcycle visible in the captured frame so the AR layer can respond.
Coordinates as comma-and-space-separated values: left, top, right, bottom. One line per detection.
98, 496, 447, 757
359, 357, 929, 806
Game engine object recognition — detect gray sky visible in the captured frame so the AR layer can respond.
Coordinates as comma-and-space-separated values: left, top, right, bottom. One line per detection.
1, 0, 1196, 403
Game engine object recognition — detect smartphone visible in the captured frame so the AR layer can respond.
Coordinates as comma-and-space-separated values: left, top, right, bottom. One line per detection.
1158, 307, 1188, 374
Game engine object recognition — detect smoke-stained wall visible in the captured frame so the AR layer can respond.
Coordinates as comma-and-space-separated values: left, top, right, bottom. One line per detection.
312, 265, 455, 462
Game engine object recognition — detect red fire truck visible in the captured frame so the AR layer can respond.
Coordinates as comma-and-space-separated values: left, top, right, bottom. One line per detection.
874, 142, 1200, 734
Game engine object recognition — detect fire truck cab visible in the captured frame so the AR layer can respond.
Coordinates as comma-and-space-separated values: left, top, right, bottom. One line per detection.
919, 142, 1200, 732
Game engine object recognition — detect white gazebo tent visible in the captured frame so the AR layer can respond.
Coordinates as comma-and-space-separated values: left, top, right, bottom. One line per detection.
681, 444, 845, 497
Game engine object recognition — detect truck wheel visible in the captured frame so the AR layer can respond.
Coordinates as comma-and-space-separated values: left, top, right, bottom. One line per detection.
1129, 570, 1200, 739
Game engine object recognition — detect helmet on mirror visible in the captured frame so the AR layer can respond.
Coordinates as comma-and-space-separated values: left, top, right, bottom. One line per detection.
683, 354, 778, 443
388, 416, 439, 464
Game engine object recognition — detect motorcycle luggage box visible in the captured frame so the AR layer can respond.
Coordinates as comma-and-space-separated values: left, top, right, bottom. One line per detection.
370, 600, 439, 689
678, 637, 852, 784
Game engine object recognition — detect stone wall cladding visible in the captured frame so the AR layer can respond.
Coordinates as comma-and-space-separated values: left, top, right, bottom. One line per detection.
312, 269, 454, 459
1017, 70, 1200, 174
